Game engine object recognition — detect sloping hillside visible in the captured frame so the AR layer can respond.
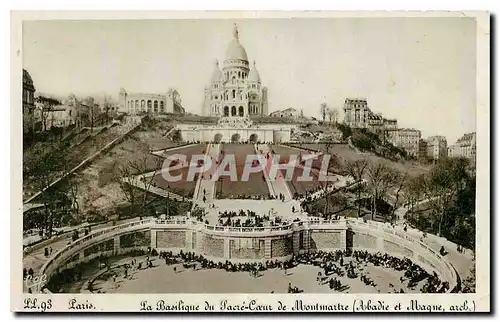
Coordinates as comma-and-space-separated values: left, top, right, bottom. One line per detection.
287, 142, 429, 178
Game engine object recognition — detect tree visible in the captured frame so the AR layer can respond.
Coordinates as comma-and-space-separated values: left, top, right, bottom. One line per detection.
388, 171, 408, 223
405, 174, 426, 213
103, 95, 113, 124
66, 174, 80, 218
171, 130, 183, 143
320, 103, 328, 123
366, 163, 398, 221
35, 96, 61, 132
344, 159, 369, 218
114, 156, 160, 216
462, 261, 476, 293
328, 108, 339, 124
23, 141, 68, 237
82, 96, 102, 131
423, 157, 470, 236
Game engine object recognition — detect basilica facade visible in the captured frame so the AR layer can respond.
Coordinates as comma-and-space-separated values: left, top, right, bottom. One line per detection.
203, 25, 268, 117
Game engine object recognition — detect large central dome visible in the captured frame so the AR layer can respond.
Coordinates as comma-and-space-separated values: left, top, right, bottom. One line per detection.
224, 24, 248, 62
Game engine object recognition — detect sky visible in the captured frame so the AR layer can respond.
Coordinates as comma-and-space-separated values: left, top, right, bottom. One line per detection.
23, 18, 477, 143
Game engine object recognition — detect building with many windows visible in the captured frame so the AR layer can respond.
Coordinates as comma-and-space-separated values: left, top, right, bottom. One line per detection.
426, 136, 448, 161
386, 128, 422, 157
418, 139, 428, 161
23, 69, 36, 134
343, 98, 397, 131
448, 132, 476, 160
202, 24, 269, 117
119, 88, 185, 116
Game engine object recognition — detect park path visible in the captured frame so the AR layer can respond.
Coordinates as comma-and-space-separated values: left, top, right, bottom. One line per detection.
393, 198, 475, 280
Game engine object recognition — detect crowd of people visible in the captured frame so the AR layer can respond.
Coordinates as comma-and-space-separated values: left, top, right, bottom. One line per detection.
40, 243, 458, 294
215, 210, 290, 228
158, 250, 282, 276
151, 249, 450, 294
293, 249, 450, 293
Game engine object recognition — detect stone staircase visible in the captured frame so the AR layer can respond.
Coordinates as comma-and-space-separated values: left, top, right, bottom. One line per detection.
194, 143, 221, 202
255, 143, 293, 201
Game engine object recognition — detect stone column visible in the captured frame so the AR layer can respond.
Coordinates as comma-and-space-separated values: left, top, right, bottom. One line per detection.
303, 230, 311, 253
113, 235, 120, 253
264, 239, 272, 259
224, 238, 230, 259
292, 231, 300, 255
339, 229, 347, 250
150, 230, 157, 249
196, 231, 204, 254
376, 235, 384, 252
185, 230, 193, 250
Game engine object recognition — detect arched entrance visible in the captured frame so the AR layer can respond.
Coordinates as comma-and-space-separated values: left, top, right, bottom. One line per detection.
231, 106, 237, 116
249, 133, 258, 143
213, 133, 223, 143
238, 106, 244, 117
231, 133, 241, 143
224, 106, 229, 117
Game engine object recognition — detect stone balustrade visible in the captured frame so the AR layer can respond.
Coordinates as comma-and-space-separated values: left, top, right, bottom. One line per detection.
37, 216, 459, 293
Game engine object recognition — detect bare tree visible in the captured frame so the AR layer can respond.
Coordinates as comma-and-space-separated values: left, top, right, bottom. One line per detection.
366, 163, 398, 221
405, 174, 426, 213
114, 156, 160, 216
23, 142, 67, 237
388, 171, 408, 223
327, 108, 339, 124
35, 96, 61, 132
102, 94, 115, 124
66, 174, 80, 218
422, 157, 469, 236
320, 103, 328, 123
344, 159, 369, 218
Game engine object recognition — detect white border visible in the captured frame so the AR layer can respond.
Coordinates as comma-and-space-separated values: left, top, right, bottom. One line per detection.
4, 3, 494, 318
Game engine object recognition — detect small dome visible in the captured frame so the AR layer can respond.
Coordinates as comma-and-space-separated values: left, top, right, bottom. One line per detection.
23, 69, 36, 92
224, 24, 248, 62
23, 69, 32, 84
210, 60, 223, 83
248, 61, 260, 83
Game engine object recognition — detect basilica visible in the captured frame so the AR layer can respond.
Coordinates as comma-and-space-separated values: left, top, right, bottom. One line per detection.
203, 24, 269, 117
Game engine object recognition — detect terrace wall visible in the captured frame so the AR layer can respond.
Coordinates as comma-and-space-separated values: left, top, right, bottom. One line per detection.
229, 238, 265, 259
156, 230, 186, 249
203, 235, 225, 258
309, 230, 343, 250
38, 218, 459, 293
270, 236, 293, 258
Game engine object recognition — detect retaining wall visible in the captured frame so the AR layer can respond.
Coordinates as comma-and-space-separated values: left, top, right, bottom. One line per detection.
38, 218, 458, 293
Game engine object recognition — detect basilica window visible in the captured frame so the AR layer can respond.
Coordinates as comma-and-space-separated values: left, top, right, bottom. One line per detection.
232, 90, 236, 99
147, 100, 152, 112
160, 101, 164, 112
215, 95, 218, 100
154, 100, 158, 113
